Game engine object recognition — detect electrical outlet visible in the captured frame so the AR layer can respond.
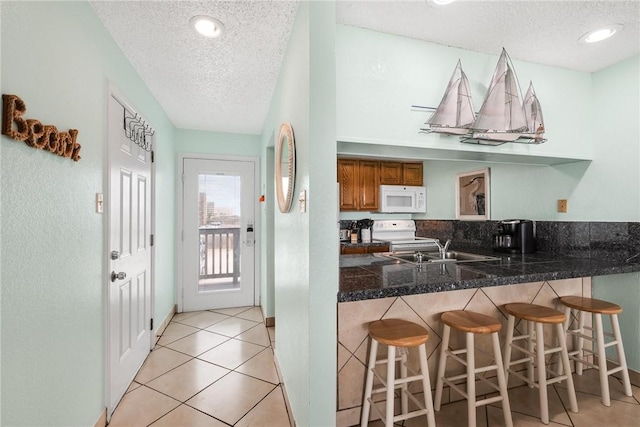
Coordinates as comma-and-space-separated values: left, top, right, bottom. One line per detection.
557, 199, 567, 213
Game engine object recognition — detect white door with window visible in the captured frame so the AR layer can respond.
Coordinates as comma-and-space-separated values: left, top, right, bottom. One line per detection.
181, 157, 257, 311
107, 92, 153, 417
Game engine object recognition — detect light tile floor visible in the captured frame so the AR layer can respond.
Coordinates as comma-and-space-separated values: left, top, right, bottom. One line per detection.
109, 307, 291, 427
110, 307, 640, 426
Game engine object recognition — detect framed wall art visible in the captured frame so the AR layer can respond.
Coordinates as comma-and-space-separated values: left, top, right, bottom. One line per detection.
455, 168, 490, 220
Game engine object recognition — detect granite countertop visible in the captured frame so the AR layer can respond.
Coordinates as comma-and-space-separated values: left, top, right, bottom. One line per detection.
339, 248, 640, 302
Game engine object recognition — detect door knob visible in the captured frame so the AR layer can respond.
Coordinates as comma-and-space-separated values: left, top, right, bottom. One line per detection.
111, 271, 127, 282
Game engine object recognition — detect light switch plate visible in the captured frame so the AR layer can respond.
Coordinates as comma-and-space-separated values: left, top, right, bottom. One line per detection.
96, 193, 104, 213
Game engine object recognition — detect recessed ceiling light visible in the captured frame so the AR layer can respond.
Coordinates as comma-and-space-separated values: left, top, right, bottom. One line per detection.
579, 24, 623, 44
190, 15, 225, 38
431, 0, 457, 4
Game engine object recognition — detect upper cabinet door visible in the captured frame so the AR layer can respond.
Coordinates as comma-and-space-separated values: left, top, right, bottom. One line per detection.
402, 163, 423, 186
359, 160, 380, 211
379, 161, 402, 185
338, 159, 359, 211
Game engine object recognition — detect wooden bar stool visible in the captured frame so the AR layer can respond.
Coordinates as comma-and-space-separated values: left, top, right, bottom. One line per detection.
559, 296, 632, 406
503, 303, 578, 425
360, 318, 436, 427
434, 310, 512, 427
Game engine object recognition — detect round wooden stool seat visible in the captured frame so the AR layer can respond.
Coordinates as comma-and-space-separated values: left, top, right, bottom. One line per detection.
559, 296, 622, 315
368, 318, 429, 347
504, 303, 566, 324
441, 310, 502, 334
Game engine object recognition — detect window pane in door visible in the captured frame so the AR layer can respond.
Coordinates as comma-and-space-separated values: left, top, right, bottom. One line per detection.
198, 174, 242, 291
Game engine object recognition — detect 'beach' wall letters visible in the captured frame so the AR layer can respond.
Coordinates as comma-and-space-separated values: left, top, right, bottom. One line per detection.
2, 94, 81, 162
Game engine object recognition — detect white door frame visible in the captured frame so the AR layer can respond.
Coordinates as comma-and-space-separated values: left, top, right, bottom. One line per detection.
104, 83, 156, 419
177, 153, 260, 312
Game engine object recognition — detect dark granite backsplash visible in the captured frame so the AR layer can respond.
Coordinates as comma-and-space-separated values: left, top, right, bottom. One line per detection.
414, 220, 640, 263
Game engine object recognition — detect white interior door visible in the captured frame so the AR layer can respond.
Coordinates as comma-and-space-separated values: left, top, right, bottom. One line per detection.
107, 93, 153, 416
181, 157, 256, 311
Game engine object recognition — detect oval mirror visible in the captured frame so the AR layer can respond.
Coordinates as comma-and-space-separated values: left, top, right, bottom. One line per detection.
275, 122, 295, 213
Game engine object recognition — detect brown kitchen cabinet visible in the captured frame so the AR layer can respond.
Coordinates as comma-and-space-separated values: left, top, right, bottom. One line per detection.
338, 159, 379, 211
338, 158, 423, 211
402, 163, 424, 186
379, 161, 403, 185
379, 161, 423, 186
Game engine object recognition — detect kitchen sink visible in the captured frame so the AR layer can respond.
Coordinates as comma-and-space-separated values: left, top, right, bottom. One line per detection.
382, 251, 500, 264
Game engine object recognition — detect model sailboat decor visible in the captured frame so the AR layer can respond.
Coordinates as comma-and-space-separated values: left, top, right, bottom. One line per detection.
520, 81, 546, 143
461, 48, 546, 145
421, 60, 476, 135
419, 49, 546, 145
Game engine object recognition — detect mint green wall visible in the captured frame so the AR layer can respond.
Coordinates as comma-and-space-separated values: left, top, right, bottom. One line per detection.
1, 1, 176, 425
307, 2, 338, 424
174, 128, 261, 156
578, 55, 640, 221
261, 2, 338, 425
263, 3, 310, 423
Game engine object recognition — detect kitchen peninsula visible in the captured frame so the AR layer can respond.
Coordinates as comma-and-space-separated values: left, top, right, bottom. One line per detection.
336, 251, 640, 426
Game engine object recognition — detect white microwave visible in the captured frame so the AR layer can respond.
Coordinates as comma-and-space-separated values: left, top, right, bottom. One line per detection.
378, 185, 426, 213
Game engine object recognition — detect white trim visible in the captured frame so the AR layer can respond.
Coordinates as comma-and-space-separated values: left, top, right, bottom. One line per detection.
105, 82, 156, 420
177, 153, 261, 312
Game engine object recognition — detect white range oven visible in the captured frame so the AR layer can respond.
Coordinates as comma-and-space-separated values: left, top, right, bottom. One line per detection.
371, 219, 438, 252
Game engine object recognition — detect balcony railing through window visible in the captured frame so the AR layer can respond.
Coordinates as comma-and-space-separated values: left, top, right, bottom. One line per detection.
199, 227, 240, 287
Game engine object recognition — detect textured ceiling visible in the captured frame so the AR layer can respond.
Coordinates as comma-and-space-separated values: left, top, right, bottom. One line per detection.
90, 0, 299, 134
337, 0, 640, 73
90, 0, 639, 135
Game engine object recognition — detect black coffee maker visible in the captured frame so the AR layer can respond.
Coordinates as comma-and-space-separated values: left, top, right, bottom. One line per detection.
493, 219, 536, 254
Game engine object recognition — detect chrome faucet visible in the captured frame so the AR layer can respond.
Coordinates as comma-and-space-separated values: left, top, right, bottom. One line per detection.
435, 239, 452, 259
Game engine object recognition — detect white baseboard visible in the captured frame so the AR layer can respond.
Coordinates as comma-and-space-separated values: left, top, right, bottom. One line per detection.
274, 352, 295, 427
154, 304, 176, 344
